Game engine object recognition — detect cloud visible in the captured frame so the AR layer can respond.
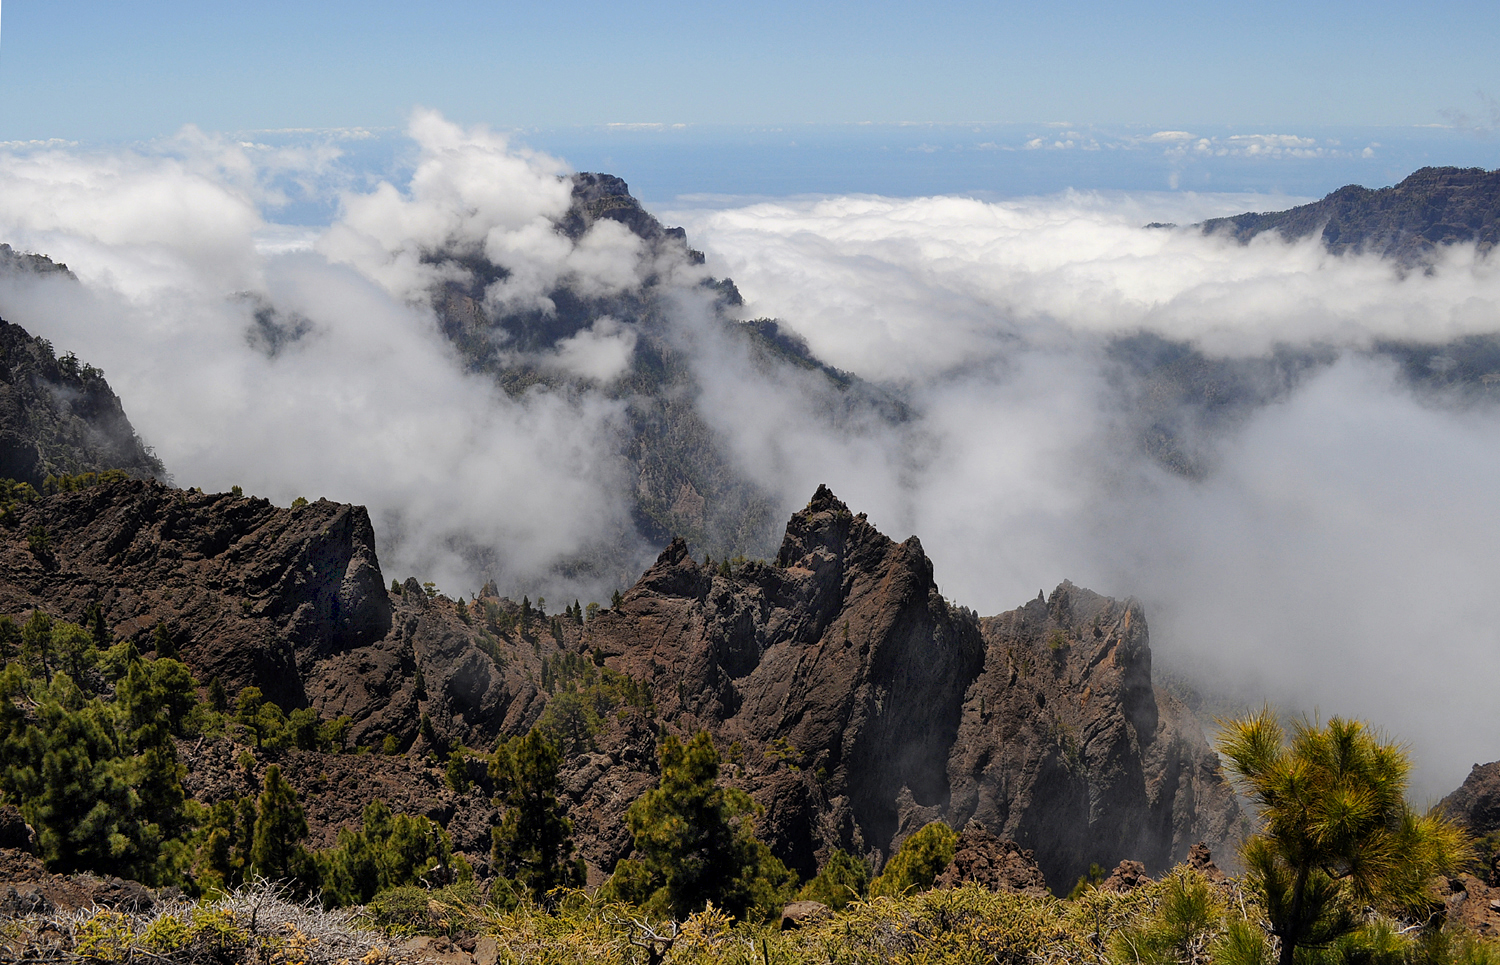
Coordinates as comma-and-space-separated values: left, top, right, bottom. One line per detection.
0, 113, 1498, 798
544, 315, 638, 381
669, 189, 1500, 798
0, 112, 647, 603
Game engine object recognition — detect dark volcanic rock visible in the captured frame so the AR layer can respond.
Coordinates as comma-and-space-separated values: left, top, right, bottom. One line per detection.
1200, 166, 1500, 265
0, 480, 392, 709
0, 848, 156, 915
0, 479, 1238, 890
0, 318, 164, 486
932, 824, 1048, 895
1098, 860, 1151, 893
1441, 761, 1500, 835
584, 484, 987, 876
576, 486, 1241, 889
946, 582, 1242, 889
0, 806, 36, 854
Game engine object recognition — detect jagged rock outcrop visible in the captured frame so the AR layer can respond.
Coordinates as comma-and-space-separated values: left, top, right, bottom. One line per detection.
0, 317, 164, 486
583, 484, 987, 877
574, 485, 1241, 890
932, 824, 1048, 895
1098, 860, 1151, 893
1441, 762, 1500, 835
0, 480, 391, 709
946, 581, 1242, 888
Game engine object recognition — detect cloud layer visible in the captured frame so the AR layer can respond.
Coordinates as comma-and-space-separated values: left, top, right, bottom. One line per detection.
0, 115, 1496, 798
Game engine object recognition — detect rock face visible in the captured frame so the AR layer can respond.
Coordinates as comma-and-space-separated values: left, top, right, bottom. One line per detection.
0, 480, 392, 710
1441, 762, 1500, 835
1098, 860, 1152, 894
947, 582, 1242, 887
575, 486, 1241, 890
585, 484, 987, 877
0, 317, 165, 486
0, 480, 1239, 890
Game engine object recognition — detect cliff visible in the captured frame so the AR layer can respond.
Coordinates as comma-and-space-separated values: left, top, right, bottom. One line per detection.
0, 317, 165, 487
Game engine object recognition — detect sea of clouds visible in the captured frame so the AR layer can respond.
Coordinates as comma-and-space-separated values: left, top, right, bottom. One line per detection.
0, 111, 1496, 798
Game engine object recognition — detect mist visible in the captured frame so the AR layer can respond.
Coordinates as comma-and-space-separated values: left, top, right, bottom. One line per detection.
0, 114, 1496, 798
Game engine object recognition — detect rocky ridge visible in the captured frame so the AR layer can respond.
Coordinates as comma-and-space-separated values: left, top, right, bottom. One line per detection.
1200, 166, 1500, 265
0, 317, 165, 487
0, 478, 1240, 892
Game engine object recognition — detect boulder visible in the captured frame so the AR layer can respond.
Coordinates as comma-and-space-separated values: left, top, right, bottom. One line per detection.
780, 900, 831, 931
1098, 860, 1151, 893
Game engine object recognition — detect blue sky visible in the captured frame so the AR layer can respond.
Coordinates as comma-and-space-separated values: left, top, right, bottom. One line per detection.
2, 0, 1498, 140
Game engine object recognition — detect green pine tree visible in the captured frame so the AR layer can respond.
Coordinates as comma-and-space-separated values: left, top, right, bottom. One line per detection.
616, 731, 795, 920
490, 731, 582, 903
249, 765, 316, 889
1218, 710, 1471, 965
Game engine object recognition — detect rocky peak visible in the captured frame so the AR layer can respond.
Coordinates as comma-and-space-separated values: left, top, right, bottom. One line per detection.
574, 487, 1237, 886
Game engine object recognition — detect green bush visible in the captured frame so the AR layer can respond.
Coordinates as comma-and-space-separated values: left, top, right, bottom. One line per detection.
796, 848, 870, 911
869, 821, 958, 897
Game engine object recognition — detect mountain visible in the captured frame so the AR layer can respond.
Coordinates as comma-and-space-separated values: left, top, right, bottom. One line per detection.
413, 172, 905, 587
1199, 166, 1500, 265
0, 475, 1241, 891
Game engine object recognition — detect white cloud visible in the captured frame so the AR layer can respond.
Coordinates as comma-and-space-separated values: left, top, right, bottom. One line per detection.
0, 113, 1498, 798
545, 315, 638, 382
669, 188, 1500, 798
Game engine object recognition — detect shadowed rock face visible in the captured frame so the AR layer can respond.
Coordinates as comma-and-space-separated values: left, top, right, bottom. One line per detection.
0, 318, 165, 487
0, 480, 1239, 888
0, 480, 391, 709
1199, 166, 1500, 265
947, 583, 1242, 889
585, 484, 987, 875
575, 486, 1241, 889
1442, 762, 1500, 836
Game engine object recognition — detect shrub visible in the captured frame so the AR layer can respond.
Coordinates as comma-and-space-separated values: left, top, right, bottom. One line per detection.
869, 821, 958, 897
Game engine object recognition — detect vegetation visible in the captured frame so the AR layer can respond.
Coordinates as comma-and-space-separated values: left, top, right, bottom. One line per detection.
320, 800, 467, 907
868, 821, 959, 898
796, 847, 871, 911
1217, 709, 1472, 965
490, 730, 584, 903
610, 731, 795, 921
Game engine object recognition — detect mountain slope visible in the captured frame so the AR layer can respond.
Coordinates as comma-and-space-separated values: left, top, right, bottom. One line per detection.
1200, 166, 1500, 264
0, 317, 165, 487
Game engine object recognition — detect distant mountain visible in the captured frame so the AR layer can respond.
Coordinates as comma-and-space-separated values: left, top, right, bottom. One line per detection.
417, 172, 905, 587
1200, 166, 1500, 264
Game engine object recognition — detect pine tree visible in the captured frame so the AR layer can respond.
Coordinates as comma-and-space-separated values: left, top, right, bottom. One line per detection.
869, 821, 957, 897
20, 609, 54, 681
618, 731, 795, 919
491, 731, 581, 903
85, 603, 110, 650
250, 765, 315, 888
151, 621, 177, 660
1218, 710, 1471, 965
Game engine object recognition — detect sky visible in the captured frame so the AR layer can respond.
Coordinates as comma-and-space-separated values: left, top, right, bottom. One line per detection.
0, 5, 1498, 796
1, 1, 1498, 139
